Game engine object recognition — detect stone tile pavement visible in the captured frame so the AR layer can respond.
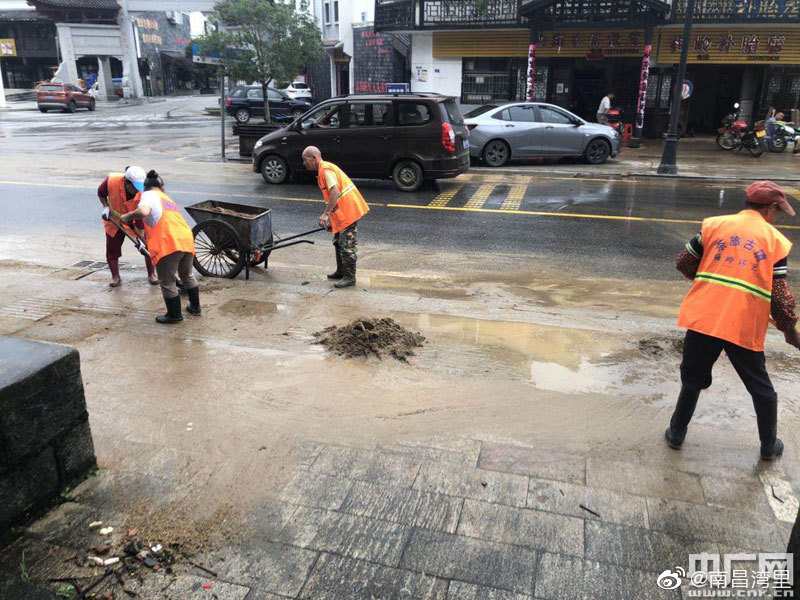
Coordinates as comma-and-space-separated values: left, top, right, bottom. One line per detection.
1, 437, 795, 599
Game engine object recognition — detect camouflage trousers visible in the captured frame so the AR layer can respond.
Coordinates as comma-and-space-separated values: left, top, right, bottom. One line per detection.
333, 221, 358, 267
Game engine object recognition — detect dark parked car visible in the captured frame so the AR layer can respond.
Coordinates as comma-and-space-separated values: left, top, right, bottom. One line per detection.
251, 93, 470, 192
226, 85, 312, 123
37, 82, 95, 113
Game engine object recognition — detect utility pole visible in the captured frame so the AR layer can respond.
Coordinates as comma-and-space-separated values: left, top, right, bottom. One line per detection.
0, 58, 7, 110
657, 0, 695, 175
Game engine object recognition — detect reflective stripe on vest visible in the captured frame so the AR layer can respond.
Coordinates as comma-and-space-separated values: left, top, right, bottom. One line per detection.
142, 190, 195, 266
677, 210, 792, 351
317, 161, 369, 233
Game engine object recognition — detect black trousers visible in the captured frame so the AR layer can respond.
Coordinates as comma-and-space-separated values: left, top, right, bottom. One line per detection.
671, 329, 778, 445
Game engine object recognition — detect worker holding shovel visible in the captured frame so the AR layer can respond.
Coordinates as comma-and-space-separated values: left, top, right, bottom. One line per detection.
97, 166, 158, 287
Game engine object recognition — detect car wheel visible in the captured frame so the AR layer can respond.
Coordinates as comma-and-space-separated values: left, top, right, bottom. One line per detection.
260, 155, 289, 184
584, 138, 611, 164
88, 99, 96, 112
482, 140, 510, 167
65, 101, 76, 113
392, 160, 424, 192
235, 108, 251, 123
39, 107, 47, 113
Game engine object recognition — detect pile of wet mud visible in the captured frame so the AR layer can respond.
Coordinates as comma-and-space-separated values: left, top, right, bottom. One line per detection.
638, 336, 684, 358
314, 318, 425, 362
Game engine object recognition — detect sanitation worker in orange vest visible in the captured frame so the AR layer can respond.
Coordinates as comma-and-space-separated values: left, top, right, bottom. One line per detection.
97, 166, 158, 287
120, 170, 199, 324
666, 181, 800, 461
303, 146, 369, 288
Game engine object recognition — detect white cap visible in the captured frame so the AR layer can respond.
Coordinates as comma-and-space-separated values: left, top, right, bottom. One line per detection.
124, 166, 146, 192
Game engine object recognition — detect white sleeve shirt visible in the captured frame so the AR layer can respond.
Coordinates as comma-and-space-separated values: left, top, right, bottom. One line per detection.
598, 96, 611, 114
137, 190, 163, 228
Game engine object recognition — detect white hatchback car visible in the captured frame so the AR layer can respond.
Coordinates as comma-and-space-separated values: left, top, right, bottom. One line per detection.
282, 81, 313, 102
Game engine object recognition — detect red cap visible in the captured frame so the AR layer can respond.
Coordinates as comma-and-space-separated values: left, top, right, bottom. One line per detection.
745, 180, 796, 217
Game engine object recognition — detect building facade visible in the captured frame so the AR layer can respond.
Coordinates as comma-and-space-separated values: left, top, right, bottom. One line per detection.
375, 0, 800, 136
0, 10, 56, 89
131, 11, 192, 96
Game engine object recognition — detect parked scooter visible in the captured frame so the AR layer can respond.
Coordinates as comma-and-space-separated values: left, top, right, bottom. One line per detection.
769, 121, 799, 153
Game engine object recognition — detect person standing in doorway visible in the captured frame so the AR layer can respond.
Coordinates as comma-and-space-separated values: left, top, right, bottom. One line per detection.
302, 146, 369, 288
597, 92, 614, 125
97, 166, 158, 287
665, 181, 800, 461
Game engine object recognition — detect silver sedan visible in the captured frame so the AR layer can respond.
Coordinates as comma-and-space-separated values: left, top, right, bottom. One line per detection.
464, 102, 621, 167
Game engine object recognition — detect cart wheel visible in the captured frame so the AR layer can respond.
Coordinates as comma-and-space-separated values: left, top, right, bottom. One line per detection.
192, 220, 245, 279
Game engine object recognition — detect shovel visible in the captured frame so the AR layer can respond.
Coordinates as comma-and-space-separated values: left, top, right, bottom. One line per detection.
102, 212, 150, 258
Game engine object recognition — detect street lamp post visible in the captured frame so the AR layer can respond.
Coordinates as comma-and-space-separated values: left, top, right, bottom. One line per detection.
657, 0, 696, 175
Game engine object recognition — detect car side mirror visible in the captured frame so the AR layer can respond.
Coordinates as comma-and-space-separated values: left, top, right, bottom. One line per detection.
573, 120, 582, 126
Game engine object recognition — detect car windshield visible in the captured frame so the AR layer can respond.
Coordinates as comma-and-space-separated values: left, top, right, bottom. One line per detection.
293, 83, 309, 89
464, 104, 498, 118
40, 85, 63, 92
441, 99, 464, 126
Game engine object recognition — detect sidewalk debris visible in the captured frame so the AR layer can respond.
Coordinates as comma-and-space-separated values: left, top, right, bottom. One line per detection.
99, 527, 113, 536
89, 521, 103, 528
579, 504, 602, 518
314, 317, 425, 362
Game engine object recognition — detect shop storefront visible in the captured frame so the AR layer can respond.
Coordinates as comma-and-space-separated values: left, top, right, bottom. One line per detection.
655, 25, 800, 133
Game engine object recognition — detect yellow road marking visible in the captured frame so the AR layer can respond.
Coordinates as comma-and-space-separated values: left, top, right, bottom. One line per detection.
465, 184, 495, 209
501, 185, 526, 211
783, 186, 800, 200
385, 203, 800, 230
429, 184, 462, 207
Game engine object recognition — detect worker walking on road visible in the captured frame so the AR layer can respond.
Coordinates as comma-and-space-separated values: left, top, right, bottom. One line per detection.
98, 166, 158, 287
666, 181, 800, 461
302, 146, 369, 288
120, 170, 200, 324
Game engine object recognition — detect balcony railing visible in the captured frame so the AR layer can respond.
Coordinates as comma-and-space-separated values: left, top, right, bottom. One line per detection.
375, 0, 524, 31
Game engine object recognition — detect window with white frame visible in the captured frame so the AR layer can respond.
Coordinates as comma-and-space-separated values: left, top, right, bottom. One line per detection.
333, 0, 339, 23
324, 0, 331, 24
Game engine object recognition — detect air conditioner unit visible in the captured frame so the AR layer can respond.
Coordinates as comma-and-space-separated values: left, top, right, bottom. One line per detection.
166, 11, 178, 23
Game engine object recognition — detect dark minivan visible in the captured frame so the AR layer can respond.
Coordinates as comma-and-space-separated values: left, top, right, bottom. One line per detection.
251, 93, 470, 192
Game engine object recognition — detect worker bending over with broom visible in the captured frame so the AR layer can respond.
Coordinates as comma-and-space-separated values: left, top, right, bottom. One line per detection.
120, 170, 200, 324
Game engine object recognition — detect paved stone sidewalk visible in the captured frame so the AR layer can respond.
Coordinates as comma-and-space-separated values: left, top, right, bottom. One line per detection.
1, 436, 795, 599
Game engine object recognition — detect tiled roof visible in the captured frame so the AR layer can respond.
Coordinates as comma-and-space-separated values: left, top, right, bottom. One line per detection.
0, 9, 50, 21
28, 0, 119, 11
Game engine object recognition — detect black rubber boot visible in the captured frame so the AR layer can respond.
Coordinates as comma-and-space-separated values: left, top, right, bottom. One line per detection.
334, 258, 356, 288
186, 286, 201, 316
665, 387, 701, 449
754, 396, 783, 460
327, 248, 343, 280
156, 295, 183, 324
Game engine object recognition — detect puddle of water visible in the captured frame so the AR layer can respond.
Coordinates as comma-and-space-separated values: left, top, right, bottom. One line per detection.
217, 299, 283, 317
369, 275, 469, 299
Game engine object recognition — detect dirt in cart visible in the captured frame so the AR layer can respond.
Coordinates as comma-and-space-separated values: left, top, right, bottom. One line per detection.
314, 317, 425, 362
204, 206, 256, 217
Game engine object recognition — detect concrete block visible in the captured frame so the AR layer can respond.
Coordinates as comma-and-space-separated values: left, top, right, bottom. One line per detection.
586, 458, 704, 503
584, 520, 719, 572
534, 552, 681, 600
413, 462, 528, 507
528, 478, 649, 528
277, 506, 411, 566
152, 574, 250, 599
0, 447, 59, 526
245, 499, 298, 542
211, 542, 318, 597
0, 336, 86, 465
310, 445, 421, 488
26, 502, 127, 551
700, 475, 773, 514
399, 528, 537, 595
456, 499, 584, 557
300, 552, 448, 599
478, 442, 585, 485
56, 417, 96, 482
646, 498, 785, 549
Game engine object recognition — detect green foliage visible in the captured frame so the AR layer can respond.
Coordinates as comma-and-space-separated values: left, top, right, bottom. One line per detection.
197, 0, 324, 121
20, 550, 29, 582
56, 584, 75, 598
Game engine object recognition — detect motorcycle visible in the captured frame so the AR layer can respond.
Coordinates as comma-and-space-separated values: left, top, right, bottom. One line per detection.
769, 121, 798, 153
740, 122, 767, 157
716, 102, 745, 151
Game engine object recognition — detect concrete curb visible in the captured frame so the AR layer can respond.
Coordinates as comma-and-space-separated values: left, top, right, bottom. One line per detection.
467, 166, 800, 184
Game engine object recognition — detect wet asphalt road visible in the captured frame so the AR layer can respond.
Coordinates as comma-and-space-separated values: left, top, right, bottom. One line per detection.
2, 118, 799, 280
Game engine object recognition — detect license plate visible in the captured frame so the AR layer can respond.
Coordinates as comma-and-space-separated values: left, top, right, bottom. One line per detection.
463, 139, 469, 149
44, 95, 54, 99
756, 130, 766, 138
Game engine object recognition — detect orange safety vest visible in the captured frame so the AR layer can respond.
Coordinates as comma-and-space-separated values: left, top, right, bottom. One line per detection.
103, 173, 138, 237
677, 209, 792, 351
317, 160, 369, 233
142, 190, 195, 266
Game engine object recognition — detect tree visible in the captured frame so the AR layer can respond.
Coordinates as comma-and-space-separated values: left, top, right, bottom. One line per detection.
197, 0, 324, 122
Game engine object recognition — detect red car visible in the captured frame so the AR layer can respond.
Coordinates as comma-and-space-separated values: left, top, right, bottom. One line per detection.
37, 82, 95, 113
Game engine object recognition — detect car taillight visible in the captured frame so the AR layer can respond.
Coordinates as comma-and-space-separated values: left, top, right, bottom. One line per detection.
467, 123, 477, 131
441, 122, 456, 153
226, 97, 231, 107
